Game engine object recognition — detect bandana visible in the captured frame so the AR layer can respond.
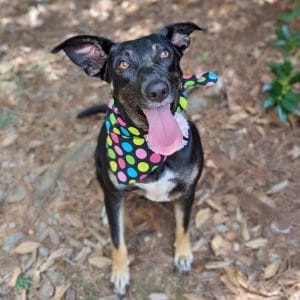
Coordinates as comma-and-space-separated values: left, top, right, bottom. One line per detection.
104, 71, 218, 186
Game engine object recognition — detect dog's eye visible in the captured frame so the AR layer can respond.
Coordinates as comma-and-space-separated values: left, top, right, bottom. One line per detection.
118, 61, 130, 70
160, 50, 170, 59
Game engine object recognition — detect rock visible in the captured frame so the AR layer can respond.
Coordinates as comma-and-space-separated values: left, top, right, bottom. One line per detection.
2, 232, 24, 251
38, 246, 49, 257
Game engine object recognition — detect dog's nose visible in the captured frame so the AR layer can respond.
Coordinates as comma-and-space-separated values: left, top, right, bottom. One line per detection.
145, 81, 169, 102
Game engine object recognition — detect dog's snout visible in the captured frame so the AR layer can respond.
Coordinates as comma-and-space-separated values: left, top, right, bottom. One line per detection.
145, 81, 169, 102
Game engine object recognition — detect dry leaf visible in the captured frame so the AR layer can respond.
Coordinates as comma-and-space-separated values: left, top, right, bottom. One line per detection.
211, 234, 231, 256
2, 134, 18, 147
195, 208, 211, 228
205, 198, 223, 211
13, 241, 41, 254
263, 260, 281, 279
228, 112, 248, 124
8, 266, 21, 287
53, 283, 70, 300
39, 248, 72, 272
245, 238, 268, 249
88, 256, 111, 269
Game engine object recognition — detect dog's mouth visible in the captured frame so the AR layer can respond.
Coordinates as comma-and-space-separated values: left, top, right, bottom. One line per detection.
142, 103, 183, 156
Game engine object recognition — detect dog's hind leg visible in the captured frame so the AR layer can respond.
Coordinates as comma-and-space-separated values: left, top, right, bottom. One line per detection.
173, 187, 196, 273
103, 190, 130, 295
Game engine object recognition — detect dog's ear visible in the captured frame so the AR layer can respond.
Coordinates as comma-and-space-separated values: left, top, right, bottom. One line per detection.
51, 35, 114, 79
159, 22, 205, 52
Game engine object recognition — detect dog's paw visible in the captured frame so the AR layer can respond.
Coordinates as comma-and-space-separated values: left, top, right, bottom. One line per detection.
174, 253, 193, 273
111, 266, 130, 295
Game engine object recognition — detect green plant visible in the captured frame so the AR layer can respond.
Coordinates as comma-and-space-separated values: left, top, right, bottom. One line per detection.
0, 110, 19, 128
262, 60, 300, 122
262, 2, 300, 123
15, 275, 33, 292
271, 25, 300, 55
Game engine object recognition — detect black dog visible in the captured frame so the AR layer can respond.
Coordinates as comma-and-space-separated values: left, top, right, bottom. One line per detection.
52, 22, 205, 295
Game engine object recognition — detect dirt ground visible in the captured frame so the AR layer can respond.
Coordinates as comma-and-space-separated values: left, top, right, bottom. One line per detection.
1, 0, 300, 299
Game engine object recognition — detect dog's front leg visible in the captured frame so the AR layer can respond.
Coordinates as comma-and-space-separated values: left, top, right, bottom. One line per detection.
174, 187, 196, 273
103, 190, 129, 295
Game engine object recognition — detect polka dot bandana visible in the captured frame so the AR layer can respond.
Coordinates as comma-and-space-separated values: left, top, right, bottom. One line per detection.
105, 71, 218, 186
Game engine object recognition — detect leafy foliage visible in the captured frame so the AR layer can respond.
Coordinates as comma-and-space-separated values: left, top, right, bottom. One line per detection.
271, 25, 300, 54
15, 275, 33, 292
262, 2, 300, 123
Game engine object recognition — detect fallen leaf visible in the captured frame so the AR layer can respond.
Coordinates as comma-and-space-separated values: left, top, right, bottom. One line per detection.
245, 238, 268, 249
195, 208, 211, 228
8, 266, 21, 287
39, 248, 73, 272
263, 260, 281, 279
88, 256, 111, 269
2, 133, 18, 147
211, 234, 231, 256
13, 241, 41, 254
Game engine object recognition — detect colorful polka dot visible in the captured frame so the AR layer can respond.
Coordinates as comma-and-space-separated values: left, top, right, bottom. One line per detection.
105, 120, 111, 131
197, 76, 206, 83
129, 179, 136, 184
118, 157, 126, 169
179, 96, 187, 110
136, 148, 147, 159
113, 127, 121, 135
150, 153, 161, 163
121, 141, 133, 152
120, 127, 130, 137
133, 137, 144, 146
109, 160, 117, 172
128, 126, 140, 136
117, 117, 126, 127
108, 148, 116, 159
117, 171, 127, 182
127, 167, 138, 178
109, 113, 117, 125
125, 154, 135, 165
114, 145, 123, 156
106, 135, 112, 146
111, 133, 119, 144
137, 162, 149, 172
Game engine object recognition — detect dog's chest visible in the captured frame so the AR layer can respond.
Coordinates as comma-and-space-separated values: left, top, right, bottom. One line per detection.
134, 169, 177, 202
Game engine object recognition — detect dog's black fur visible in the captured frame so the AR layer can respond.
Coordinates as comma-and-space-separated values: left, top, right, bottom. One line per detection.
52, 22, 205, 295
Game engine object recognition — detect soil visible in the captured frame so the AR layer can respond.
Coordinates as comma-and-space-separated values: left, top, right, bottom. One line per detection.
0, 0, 300, 299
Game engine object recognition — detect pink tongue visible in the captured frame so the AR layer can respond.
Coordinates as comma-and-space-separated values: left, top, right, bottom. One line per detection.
143, 105, 183, 156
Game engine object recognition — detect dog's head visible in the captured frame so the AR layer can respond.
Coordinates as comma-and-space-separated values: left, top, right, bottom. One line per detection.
52, 22, 204, 129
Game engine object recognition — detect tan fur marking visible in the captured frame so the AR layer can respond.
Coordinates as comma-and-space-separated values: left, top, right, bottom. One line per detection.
111, 242, 129, 278
174, 203, 193, 263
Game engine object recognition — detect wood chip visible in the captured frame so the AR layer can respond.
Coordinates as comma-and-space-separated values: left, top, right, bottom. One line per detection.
245, 238, 268, 249
211, 234, 232, 256
205, 261, 231, 269
88, 256, 111, 269
8, 266, 21, 287
263, 260, 281, 279
195, 208, 211, 228
183, 294, 206, 300
13, 241, 41, 254
228, 112, 248, 124
39, 248, 72, 272
53, 283, 70, 300
205, 198, 223, 211
266, 180, 289, 194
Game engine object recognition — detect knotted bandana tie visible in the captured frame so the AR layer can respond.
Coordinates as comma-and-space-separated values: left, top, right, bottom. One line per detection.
104, 71, 218, 186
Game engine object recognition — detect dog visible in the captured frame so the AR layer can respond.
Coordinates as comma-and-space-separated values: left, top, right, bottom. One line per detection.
52, 22, 214, 295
